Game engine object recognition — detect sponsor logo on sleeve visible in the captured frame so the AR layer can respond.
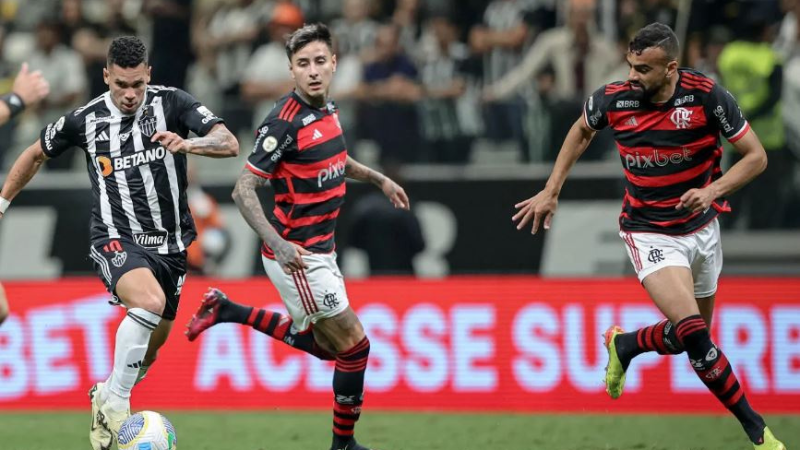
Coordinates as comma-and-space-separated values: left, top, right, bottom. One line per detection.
262, 136, 278, 152
713, 105, 734, 133
197, 105, 218, 124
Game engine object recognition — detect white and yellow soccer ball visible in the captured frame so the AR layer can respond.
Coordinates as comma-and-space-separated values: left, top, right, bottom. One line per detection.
117, 410, 177, 450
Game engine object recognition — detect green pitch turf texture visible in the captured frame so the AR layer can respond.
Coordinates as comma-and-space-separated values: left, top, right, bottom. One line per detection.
1, 411, 797, 449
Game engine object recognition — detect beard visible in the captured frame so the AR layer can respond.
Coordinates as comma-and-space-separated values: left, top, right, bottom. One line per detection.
630, 79, 666, 101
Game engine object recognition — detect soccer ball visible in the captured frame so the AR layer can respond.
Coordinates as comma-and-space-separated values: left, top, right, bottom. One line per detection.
117, 410, 177, 450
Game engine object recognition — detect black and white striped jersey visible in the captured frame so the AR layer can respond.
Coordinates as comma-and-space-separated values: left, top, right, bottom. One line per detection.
40, 85, 225, 254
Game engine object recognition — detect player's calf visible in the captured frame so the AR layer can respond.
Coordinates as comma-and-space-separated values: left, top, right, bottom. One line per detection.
614, 319, 684, 370
331, 336, 371, 450
186, 288, 334, 360
676, 315, 770, 446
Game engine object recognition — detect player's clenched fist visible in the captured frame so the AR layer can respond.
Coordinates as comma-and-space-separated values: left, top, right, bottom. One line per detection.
512, 189, 558, 235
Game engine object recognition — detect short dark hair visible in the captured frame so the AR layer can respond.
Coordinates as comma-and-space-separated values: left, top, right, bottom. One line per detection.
107, 36, 148, 68
285, 23, 333, 60
629, 22, 679, 61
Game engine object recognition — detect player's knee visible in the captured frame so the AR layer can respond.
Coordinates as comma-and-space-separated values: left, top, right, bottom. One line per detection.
343, 327, 366, 350
338, 334, 370, 360
130, 292, 166, 316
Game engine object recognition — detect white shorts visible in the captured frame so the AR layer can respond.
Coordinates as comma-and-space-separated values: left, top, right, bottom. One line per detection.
262, 252, 350, 332
620, 218, 723, 297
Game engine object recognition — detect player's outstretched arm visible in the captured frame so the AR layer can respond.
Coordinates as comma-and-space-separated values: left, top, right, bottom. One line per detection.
0, 139, 49, 219
151, 123, 239, 158
676, 129, 768, 213
513, 116, 596, 234
344, 156, 409, 210
231, 169, 309, 273
0, 63, 50, 126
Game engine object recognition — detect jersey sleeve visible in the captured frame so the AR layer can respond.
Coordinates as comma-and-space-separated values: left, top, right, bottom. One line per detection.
170, 88, 225, 136
706, 84, 750, 143
246, 118, 295, 178
39, 112, 83, 158
583, 85, 611, 131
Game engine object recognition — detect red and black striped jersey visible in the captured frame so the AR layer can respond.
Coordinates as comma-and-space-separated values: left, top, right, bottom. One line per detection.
246, 91, 347, 257
583, 68, 750, 235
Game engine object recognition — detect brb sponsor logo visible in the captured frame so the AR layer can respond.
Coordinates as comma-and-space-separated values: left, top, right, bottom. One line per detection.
95, 146, 169, 177
624, 148, 693, 170
317, 159, 346, 187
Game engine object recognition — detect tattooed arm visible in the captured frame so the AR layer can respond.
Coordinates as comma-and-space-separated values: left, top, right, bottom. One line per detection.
345, 156, 410, 209
231, 170, 308, 273
151, 123, 239, 158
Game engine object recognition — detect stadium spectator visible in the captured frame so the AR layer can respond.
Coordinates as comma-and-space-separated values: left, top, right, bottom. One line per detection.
358, 23, 423, 164
484, 4, 619, 103
143, 0, 193, 89
240, 2, 304, 128
28, 19, 87, 170
775, 0, 799, 59
70, 0, 138, 98
390, 0, 426, 57
470, 0, 532, 161
330, 0, 380, 59
718, 18, 790, 229
328, 37, 363, 145
485, 4, 620, 161
418, 15, 471, 163
29, 19, 87, 125
204, 0, 266, 98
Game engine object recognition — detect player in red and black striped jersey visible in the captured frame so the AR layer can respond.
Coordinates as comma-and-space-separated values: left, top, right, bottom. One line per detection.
185, 24, 408, 450
245, 89, 347, 258
513, 23, 784, 449
585, 67, 748, 234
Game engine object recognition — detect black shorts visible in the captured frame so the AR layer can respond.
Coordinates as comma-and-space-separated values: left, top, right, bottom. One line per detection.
89, 238, 187, 321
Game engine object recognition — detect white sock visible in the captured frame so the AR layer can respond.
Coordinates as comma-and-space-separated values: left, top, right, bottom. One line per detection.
105, 308, 160, 410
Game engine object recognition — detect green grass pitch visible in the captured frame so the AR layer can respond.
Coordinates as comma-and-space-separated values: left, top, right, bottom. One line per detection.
1, 411, 798, 449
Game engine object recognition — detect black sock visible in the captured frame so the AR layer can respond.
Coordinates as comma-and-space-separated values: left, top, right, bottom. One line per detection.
218, 298, 334, 360
615, 320, 684, 370
332, 337, 370, 446
217, 297, 252, 323
676, 315, 766, 444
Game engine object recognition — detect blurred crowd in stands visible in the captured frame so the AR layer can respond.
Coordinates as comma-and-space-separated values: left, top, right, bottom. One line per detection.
0, 0, 798, 231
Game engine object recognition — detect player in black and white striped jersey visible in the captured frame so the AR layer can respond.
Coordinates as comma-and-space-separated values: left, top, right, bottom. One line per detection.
0, 36, 239, 450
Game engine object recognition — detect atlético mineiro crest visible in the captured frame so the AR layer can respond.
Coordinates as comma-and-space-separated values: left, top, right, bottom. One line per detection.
111, 251, 127, 267
139, 105, 157, 136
